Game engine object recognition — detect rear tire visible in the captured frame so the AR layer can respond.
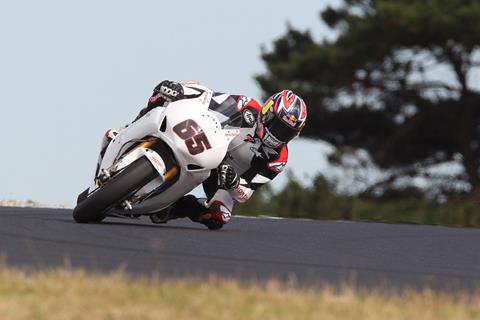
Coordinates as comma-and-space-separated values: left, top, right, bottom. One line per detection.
73, 157, 158, 223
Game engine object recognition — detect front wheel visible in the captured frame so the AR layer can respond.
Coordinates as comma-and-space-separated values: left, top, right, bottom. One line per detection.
73, 157, 158, 223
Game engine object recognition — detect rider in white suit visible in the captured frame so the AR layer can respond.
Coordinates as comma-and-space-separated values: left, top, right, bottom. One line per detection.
101, 80, 308, 229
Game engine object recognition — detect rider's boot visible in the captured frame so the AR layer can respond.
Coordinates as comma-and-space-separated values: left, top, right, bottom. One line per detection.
149, 195, 208, 224
150, 206, 179, 224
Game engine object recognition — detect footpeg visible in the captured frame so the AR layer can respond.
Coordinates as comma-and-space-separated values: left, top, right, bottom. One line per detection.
150, 207, 173, 224
121, 200, 133, 211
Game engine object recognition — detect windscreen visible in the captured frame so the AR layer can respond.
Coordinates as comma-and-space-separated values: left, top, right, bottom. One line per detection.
208, 93, 243, 127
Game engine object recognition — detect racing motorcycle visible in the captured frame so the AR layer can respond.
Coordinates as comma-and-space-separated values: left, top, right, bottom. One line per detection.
73, 88, 239, 223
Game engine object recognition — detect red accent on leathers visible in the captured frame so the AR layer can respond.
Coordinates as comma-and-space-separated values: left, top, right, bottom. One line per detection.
267, 145, 289, 173
198, 200, 232, 225
149, 92, 164, 105
238, 96, 262, 113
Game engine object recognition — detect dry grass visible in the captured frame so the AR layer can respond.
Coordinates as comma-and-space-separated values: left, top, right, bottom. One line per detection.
0, 199, 45, 208
0, 199, 71, 209
0, 268, 478, 320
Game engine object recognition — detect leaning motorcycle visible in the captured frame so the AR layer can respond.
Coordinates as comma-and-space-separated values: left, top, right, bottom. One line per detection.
73, 89, 238, 223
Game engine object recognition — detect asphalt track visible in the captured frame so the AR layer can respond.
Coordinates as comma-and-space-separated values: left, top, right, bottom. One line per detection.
1, 206, 479, 292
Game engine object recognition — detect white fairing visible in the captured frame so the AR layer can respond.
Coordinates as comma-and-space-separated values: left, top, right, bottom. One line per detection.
92, 90, 239, 213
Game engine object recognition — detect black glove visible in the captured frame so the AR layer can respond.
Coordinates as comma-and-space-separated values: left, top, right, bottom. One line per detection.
218, 164, 240, 190
153, 80, 184, 102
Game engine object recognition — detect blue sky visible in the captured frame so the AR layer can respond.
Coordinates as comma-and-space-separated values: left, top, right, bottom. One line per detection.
0, 0, 340, 206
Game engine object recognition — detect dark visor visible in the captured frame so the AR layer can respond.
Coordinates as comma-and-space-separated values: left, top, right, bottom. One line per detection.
268, 116, 299, 143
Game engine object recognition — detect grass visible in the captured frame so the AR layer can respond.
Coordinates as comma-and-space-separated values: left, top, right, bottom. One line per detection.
0, 199, 45, 208
0, 199, 71, 209
0, 268, 478, 320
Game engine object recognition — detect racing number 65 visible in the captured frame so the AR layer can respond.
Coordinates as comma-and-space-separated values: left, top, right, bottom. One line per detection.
173, 119, 212, 155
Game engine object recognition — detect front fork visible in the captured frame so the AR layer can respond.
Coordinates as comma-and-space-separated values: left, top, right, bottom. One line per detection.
95, 130, 118, 179
93, 137, 179, 202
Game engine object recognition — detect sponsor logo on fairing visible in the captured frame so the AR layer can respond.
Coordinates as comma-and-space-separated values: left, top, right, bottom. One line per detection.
151, 155, 163, 168
224, 129, 240, 138
242, 109, 256, 126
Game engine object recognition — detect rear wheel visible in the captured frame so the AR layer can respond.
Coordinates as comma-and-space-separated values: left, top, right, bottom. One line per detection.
73, 157, 158, 223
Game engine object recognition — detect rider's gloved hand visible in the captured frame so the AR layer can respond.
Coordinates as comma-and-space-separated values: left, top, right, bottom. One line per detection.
217, 164, 240, 190
153, 80, 184, 102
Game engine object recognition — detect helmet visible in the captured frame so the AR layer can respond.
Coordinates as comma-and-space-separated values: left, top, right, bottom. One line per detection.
256, 90, 307, 148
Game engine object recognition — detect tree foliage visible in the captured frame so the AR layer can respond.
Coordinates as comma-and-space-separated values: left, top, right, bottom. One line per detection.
234, 172, 480, 227
257, 0, 480, 192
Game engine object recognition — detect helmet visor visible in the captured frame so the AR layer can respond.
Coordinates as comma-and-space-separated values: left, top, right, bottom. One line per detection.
267, 115, 300, 144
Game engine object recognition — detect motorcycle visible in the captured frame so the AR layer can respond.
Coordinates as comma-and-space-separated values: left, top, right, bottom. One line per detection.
73, 88, 239, 223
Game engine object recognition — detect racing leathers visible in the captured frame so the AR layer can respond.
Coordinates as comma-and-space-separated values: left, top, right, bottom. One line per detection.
105, 80, 289, 230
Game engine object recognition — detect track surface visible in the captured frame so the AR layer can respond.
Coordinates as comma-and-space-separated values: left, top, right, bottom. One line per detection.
1, 206, 479, 292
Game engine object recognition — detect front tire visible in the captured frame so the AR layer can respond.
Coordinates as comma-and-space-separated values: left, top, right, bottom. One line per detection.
73, 157, 158, 223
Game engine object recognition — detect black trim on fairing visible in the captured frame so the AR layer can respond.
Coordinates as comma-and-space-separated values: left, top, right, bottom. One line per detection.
183, 93, 204, 99
159, 116, 167, 132
182, 86, 205, 99
187, 164, 204, 171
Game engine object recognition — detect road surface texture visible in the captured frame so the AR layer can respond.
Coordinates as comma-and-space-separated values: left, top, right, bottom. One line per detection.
0, 206, 479, 292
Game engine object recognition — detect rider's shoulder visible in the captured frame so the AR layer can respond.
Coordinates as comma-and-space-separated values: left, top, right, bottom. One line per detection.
234, 96, 262, 127
236, 96, 262, 112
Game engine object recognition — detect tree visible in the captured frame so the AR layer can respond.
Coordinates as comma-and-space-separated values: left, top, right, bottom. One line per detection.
256, 0, 480, 194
